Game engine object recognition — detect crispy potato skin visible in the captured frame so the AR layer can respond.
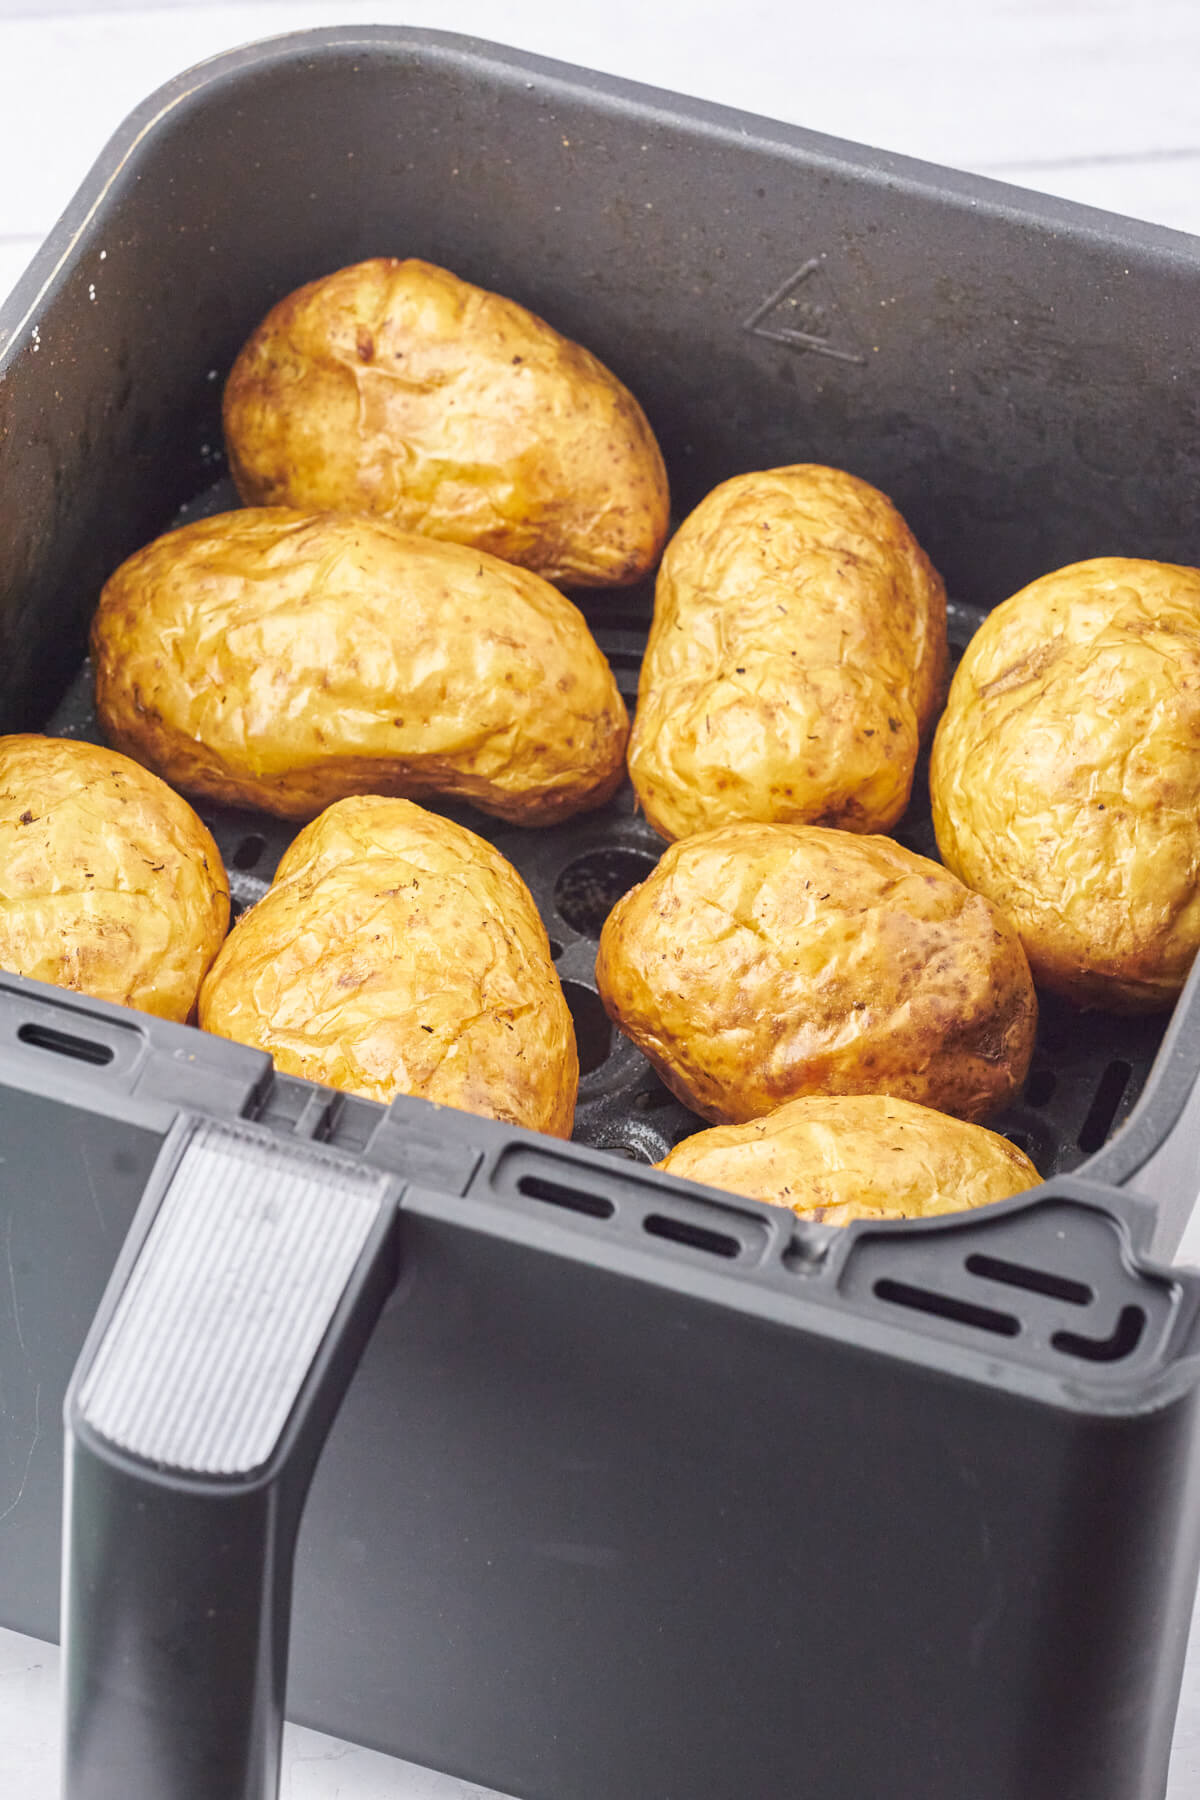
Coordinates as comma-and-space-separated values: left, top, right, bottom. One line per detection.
92, 508, 628, 824
199, 797, 577, 1133
0, 734, 229, 1020
932, 557, 1200, 1012
627, 465, 947, 841
223, 257, 670, 588
595, 822, 1036, 1124
659, 1093, 1039, 1225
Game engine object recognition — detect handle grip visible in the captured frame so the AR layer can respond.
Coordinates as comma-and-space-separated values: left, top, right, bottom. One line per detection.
61, 1115, 402, 1800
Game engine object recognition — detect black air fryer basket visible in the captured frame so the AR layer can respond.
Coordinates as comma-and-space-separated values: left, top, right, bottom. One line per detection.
3, 27, 1200, 1800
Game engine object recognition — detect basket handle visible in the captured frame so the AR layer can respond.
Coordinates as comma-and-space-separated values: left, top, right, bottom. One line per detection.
60, 1114, 402, 1800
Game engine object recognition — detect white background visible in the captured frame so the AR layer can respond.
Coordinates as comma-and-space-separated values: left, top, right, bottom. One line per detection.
2, 1, 1199, 1794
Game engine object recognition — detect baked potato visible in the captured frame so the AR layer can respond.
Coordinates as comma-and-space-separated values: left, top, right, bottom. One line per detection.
931, 557, 1200, 1011
659, 1093, 1040, 1225
199, 795, 577, 1133
0, 733, 228, 1020
223, 257, 669, 588
595, 822, 1036, 1124
92, 508, 628, 825
627, 465, 947, 841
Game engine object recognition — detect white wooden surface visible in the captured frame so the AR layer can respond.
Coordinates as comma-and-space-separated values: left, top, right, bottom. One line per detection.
2, 1, 1200, 1794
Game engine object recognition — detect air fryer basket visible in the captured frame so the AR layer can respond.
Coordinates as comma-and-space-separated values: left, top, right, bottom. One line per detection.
3, 27, 1200, 1800
4, 26, 1200, 1238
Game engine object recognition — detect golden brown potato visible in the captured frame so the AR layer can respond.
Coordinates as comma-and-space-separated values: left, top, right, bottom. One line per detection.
932, 557, 1200, 1012
596, 822, 1036, 1124
0, 734, 228, 1020
627, 465, 947, 841
223, 257, 669, 588
199, 796, 577, 1133
659, 1093, 1040, 1226
92, 508, 628, 825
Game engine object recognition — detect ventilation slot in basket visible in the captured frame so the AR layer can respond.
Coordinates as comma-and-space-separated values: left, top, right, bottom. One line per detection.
17, 1022, 115, 1066
643, 1213, 742, 1259
232, 832, 266, 870
1052, 1305, 1146, 1364
873, 1278, 1020, 1337
1022, 1066, 1057, 1107
1077, 1059, 1132, 1152
554, 849, 658, 939
558, 982, 613, 1075
965, 1254, 1093, 1306
516, 1174, 615, 1220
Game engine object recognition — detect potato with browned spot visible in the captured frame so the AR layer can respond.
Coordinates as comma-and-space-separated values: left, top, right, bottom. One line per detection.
199, 796, 577, 1134
223, 257, 669, 588
659, 1093, 1039, 1225
0, 734, 228, 1020
92, 508, 628, 825
932, 557, 1200, 1012
595, 822, 1036, 1125
628, 465, 947, 841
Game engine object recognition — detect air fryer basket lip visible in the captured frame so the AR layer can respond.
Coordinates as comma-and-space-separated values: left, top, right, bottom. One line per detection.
4, 956, 1200, 1423
2, 20, 1200, 1259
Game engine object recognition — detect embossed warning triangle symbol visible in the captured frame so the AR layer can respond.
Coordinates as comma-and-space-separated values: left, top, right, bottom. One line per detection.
743, 258, 865, 366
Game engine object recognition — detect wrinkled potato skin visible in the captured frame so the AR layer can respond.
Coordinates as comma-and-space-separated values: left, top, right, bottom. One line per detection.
659, 1093, 1039, 1225
0, 734, 229, 1020
628, 466, 948, 842
932, 558, 1200, 1012
596, 823, 1036, 1124
223, 258, 670, 588
199, 797, 577, 1133
93, 509, 628, 824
